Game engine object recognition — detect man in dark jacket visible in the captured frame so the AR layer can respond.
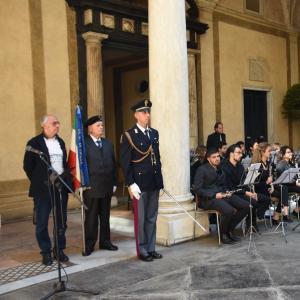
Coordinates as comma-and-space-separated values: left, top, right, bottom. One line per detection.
23, 114, 70, 265
83, 116, 118, 256
206, 122, 226, 150
120, 99, 163, 262
193, 148, 249, 244
221, 144, 270, 232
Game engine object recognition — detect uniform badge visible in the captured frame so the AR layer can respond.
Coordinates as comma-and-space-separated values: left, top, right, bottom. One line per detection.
134, 129, 138, 133
144, 99, 148, 107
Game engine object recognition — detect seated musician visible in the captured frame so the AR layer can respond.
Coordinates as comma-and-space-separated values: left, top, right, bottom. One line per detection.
221, 144, 270, 232
193, 148, 249, 244
252, 142, 292, 224
276, 146, 300, 216
190, 145, 207, 190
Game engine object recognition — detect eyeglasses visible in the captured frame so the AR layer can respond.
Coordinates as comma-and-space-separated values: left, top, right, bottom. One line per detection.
234, 151, 242, 154
51, 121, 60, 126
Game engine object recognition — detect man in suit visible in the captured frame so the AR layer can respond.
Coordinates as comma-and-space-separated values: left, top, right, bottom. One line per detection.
120, 99, 163, 262
23, 114, 70, 265
83, 115, 118, 256
193, 147, 249, 244
206, 122, 226, 150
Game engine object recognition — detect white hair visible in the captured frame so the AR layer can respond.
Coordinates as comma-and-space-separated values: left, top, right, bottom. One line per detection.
40, 115, 48, 126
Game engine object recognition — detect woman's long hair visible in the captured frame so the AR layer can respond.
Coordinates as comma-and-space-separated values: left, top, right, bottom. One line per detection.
251, 142, 270, 163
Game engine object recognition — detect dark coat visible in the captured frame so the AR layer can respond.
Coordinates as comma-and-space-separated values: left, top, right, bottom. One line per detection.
193, 163, 227, 208
120, 125, 163, 192
221, 159, 247, 195
83, 136, 117, 198
206, 132, 226, 149
23, 133, 71, 198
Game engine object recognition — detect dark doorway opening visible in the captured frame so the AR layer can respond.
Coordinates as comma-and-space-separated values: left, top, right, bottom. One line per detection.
243, 89, 268, 142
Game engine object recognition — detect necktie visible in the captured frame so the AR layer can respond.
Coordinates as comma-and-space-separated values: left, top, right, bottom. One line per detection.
96, 140, 102, 148
145, 129, 150, 140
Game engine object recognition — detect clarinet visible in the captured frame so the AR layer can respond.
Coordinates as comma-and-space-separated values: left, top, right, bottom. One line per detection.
268, 162, 274, 194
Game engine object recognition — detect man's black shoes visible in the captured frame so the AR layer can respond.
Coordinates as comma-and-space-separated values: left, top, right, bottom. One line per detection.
42, 253, 53, 266
149, 251, 163, 259
53, 249, 69, 262
221, 234, 235, 245
139, 254, 153, 262
100, 242, 118, 251
227, 232, 241, 242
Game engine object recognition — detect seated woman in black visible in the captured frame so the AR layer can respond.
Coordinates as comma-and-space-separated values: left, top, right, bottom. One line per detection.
221, 144, 270, 231
276, 145, 300, 216
190, 145, 207, 190
252, 142, 292, 224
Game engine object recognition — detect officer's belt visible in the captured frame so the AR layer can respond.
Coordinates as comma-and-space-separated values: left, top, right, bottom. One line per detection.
124, 131, 152, 163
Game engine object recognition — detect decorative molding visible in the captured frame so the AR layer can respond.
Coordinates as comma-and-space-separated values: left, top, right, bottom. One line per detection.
122, 18, 135, 33
249, 58, 264, 82
84, 9, 93, 25
141, 22, 148, 36
100, 12, 115, 29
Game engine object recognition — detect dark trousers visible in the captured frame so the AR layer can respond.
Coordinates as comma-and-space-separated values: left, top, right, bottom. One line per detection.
137, 190, 159, 256
34, 189, 68, 255
205, 195, 249, 235
84, 196, 111, 250
272, 185, 289, 212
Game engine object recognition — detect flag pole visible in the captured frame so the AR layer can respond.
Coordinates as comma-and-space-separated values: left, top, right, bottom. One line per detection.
79, 187, 86, 255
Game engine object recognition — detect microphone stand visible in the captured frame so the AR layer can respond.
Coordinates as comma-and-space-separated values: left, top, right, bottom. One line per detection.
37, 154, 98, 300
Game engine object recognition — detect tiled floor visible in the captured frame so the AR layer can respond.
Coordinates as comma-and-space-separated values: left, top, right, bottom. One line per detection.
0, 204, 133, 271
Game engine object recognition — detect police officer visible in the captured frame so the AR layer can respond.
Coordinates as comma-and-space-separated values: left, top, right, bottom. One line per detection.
120, 99, 163, 262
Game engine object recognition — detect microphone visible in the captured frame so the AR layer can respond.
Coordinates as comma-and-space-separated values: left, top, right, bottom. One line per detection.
25, 145, 44, 156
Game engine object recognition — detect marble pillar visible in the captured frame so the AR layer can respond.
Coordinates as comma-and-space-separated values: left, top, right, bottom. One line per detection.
188, 49, 200, 150
149, 0, 209, 246
82, 32, 108, 121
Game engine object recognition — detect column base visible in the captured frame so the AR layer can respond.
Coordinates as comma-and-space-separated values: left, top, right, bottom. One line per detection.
156, 210, 209, 246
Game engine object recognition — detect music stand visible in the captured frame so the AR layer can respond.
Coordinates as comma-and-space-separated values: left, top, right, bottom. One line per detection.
37, 155, 98, 300
270, 168, 299, 243
239, 163, 261, 252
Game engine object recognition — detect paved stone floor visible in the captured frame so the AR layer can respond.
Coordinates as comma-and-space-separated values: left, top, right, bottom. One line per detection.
1, 217, 300, 300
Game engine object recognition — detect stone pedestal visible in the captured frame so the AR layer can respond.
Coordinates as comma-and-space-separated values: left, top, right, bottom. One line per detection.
149, 0, 207, 246
82, 32, 108, 122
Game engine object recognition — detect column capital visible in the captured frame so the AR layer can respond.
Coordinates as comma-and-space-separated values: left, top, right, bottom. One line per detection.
82, 31, 108, 44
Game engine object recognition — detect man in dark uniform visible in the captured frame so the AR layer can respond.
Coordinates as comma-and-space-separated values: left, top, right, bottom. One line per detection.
120, 99, 163, 262
206, 122, 226, 150
193, 148, 249, 244
23, 114, 70, 265
83, 116, 118, 256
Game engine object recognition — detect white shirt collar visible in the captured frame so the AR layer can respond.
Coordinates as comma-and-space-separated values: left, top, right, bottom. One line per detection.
136, 123, 150, 134
90, 134, 101, 143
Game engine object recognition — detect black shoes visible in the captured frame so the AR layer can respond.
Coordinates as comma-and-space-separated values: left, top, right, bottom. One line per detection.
42, 253, 53, 266
53, 249, 69, 262
149, 251, 163, 259
83, 247, 94, 256
221, 234, 234, 245
139, 254, 153, 262
227, 232, 241, 242
99, 242, 118, 251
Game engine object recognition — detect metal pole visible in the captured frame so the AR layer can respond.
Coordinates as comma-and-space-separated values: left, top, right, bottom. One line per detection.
80, 188, 86, 255
163, 189, 207, 232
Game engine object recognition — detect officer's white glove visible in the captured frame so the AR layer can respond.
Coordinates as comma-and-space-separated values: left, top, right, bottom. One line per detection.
113, 186, 117, 193
129, 183, 141, 200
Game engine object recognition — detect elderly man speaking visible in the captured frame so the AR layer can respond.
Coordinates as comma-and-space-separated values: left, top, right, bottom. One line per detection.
23, 115, 71, 266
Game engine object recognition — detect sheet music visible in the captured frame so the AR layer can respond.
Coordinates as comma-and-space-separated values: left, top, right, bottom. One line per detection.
243, 163, 261, 185
273, 168, 299, 185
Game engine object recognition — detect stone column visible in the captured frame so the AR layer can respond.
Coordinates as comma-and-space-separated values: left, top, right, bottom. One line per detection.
82, 32, 108, 120
149, 0, 208, 246
188, 49, 200, 150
